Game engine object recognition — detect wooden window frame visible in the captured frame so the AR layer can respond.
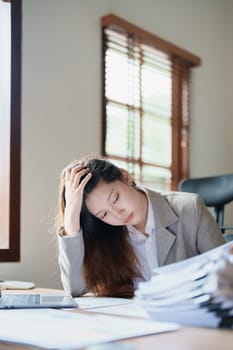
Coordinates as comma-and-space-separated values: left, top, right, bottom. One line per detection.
101, 14, 200, 190
0, 0, 21, 262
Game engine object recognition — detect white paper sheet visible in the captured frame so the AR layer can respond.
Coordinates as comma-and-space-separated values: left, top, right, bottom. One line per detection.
75, 296, 132, 309
0, 309, 179, 349
87, 303, 149, 318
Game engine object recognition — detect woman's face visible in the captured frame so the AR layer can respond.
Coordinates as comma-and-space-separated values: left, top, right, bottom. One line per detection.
85, 179, 147, 228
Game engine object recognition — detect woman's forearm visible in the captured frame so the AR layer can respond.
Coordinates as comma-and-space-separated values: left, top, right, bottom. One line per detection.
58, 231, 88, 296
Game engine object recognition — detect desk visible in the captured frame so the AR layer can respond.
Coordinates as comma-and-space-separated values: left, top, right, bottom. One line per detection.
1, 289, 233, 350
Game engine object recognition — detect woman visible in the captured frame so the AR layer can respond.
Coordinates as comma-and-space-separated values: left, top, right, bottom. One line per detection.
57, 156, 225, 298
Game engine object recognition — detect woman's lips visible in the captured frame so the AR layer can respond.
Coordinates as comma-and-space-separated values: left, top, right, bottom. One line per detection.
125, 213, 133, 224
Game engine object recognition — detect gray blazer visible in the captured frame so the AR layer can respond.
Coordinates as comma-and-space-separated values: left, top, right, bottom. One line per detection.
58, 190, 225, 296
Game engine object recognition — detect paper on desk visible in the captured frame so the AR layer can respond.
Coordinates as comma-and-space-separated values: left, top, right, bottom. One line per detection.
75, 296, 148, 318
153, 241, 233, 275
0, 309, 179, 349
75, 296, 132, 309
135, 242, 233, 329
87, 303, 149, 318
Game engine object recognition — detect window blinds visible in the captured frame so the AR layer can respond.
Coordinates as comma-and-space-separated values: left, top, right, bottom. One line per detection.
102, 15, 200, 190
103, 26, 172, 189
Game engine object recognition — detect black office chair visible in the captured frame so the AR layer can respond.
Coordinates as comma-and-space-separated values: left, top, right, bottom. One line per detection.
178, 173, 233, 238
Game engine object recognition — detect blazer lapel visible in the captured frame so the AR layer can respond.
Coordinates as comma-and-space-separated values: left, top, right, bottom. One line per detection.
147, 189, 179, 266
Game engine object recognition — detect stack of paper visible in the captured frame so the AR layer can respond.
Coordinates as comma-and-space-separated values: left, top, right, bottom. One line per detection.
134, 242, 233, 329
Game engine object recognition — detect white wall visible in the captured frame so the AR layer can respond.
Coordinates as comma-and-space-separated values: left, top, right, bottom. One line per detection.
1, 0, 233, 288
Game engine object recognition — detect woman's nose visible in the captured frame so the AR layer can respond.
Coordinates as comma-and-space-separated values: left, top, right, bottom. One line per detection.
112, 207, 125, 218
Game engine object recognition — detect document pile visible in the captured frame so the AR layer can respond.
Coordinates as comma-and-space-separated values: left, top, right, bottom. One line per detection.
135, 242, 233, 329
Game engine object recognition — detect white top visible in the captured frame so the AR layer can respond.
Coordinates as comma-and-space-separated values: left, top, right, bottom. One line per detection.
127, 188, 158, 282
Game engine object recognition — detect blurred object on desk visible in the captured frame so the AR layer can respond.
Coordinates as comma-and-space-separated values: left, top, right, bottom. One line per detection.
0, 280, 35, 290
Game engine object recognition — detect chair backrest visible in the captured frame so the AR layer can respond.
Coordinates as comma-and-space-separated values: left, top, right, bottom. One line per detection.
178, 173, 233, 233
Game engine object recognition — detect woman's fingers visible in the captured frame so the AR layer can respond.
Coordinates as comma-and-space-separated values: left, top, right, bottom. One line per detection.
78, 171, 92, 190
65, 164, 92, 191
64, 166, 71, 183
73, 168, 91, 189
69, 164, 85, 181
65, 164, 84, 184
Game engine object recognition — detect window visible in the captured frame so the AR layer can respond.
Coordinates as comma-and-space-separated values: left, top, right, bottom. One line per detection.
101, 14, 200, 191
0, 0, 21, 261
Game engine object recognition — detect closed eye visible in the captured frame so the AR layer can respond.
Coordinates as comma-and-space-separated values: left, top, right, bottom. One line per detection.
113, 192, 119, 204
100, 211, 107, 220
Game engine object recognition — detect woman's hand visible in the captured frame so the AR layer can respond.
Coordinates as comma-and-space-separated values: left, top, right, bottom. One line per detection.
63, 164, 92, 235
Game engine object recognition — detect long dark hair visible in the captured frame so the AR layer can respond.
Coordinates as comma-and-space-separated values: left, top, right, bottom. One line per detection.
59, 157, 140, 297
